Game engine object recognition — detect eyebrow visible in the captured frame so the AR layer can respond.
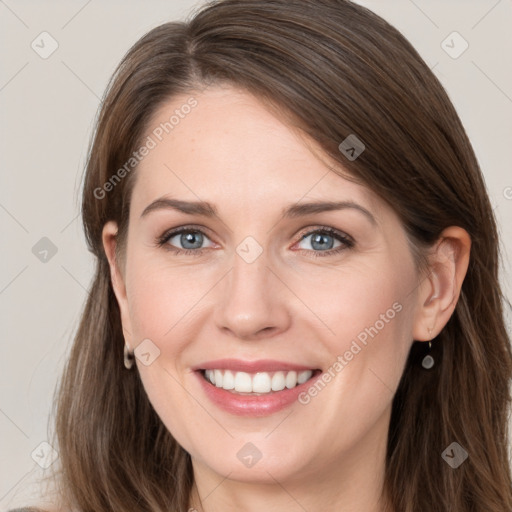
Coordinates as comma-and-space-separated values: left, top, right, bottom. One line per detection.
141, 198, 218, 218
140, 197, 376, 225
283, 200, 376, 225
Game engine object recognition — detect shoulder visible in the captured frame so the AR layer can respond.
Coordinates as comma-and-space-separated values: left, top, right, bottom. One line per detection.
7, 509, 49, 512
6, 501, 67, 512
7, 509, 47, 512
7, 507, 59, 512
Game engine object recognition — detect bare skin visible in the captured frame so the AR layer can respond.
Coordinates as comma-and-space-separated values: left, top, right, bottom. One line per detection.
101, 84, 471, 512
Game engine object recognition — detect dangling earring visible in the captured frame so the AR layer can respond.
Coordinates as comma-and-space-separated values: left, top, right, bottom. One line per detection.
124, 343, 135, 370
421, 327, 435, 370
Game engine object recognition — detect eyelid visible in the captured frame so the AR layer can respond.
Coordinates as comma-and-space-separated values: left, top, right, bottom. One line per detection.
158, 224, 214, 242
294, 225, 354, 244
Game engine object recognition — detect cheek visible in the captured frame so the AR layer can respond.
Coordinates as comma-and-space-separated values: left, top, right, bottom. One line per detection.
124, 250, 211, 342
290, 257, 411, 350
123, 255, 205, 447
294, 257, 415, 414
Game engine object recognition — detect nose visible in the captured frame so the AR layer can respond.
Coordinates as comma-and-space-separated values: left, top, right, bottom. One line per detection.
213, 248, 291, 340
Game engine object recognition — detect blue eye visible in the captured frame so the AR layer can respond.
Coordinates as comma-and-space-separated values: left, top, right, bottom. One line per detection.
156, 225, 354, 257
170, 230, 206, 250
295, 228, 353, 257
157, 227, 215, 255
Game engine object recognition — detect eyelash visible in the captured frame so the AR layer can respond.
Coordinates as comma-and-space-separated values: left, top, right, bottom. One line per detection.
155, 225, 355, 258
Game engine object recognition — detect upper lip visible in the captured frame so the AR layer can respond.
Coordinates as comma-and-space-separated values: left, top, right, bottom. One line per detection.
193, 359, 319, 373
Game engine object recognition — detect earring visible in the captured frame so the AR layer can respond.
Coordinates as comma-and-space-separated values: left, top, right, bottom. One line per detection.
421, 327, 435, 370
124, 343, 135, 370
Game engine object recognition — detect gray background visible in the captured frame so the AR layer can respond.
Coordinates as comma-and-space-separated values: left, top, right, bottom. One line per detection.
1, 0, 511, 509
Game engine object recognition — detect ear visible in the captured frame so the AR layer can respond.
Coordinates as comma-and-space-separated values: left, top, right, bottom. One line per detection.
412, 226, 471, 341
102, 220, 133, 349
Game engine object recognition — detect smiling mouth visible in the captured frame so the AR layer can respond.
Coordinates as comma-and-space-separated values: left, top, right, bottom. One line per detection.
200, 368, 321, 395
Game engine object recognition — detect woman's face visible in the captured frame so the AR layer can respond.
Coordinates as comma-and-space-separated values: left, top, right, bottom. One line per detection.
105, 84, 424, 486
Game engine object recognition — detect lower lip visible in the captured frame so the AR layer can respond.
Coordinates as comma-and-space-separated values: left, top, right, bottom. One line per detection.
195, 370, 321, 417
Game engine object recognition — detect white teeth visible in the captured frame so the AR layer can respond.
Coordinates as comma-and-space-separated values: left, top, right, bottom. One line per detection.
297, 370, 312, 384
234, 371, 253, 392
285, 371, 297, 389
204, 369, 314, 394
222, 370, 235, 390
252, 372, 272, 393
214, 369, 223, 388
205, 369, 215, 385
271, 371, 286, 391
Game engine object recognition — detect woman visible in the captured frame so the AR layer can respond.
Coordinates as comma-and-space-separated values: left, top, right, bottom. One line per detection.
11, 0, 512, 510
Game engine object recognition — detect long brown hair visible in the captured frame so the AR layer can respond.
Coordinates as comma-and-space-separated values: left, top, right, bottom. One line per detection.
42, 0, 512, 510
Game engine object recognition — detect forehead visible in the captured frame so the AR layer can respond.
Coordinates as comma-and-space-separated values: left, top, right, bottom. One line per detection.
131, 85, 381, 216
